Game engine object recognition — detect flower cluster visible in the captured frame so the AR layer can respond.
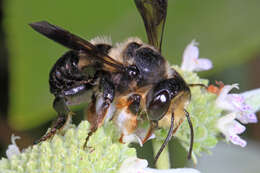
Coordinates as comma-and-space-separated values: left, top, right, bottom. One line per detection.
181, 40, 259, 148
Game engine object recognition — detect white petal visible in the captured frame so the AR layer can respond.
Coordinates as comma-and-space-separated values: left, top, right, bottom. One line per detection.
229, 135, 247, 147
181, 40, 199, 71
216, 84, 239, 111
245, 113, 258, 123
228, 120, 246, 135
236, 112, 258, 124
217, 113, 236, 127
217, 113, 236, 136
228, 94, 252, 112
6, 134, 21, 159
219, 84, 239, 97
183, 40, 199, 62
192, 58, 213, 72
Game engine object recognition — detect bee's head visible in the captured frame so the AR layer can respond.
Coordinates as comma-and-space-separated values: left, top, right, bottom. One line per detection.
145, 76, 192, 164
146, 77, 190, 122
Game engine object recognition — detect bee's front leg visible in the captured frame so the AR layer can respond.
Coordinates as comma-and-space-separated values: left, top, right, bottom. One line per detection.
84, 76, 115, 148
141, 121, 158, 144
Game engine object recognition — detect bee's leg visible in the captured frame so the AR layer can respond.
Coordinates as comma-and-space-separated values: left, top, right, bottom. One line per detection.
128, 94, 142, 115
117, 94, 141, 144
141, 121, 158, 144
154, 113, 175, 164
84, 96, 98, 148
84, 97, 112, 148
172, 119, 184, 134
84, 76, 115, 148
141, 116, 183, 145
184, 109, 194, 160
34, 96, 73, 144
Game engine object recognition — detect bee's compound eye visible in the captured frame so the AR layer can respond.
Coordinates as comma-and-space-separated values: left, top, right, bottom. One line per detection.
147, 91, 170, 121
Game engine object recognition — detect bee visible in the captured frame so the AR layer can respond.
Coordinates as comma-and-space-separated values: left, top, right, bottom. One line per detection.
30, 0, 205, 163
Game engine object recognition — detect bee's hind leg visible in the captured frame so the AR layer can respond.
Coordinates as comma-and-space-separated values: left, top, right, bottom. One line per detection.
34, 96, 73, 144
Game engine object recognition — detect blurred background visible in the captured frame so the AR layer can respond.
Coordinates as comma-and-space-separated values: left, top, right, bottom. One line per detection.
0, 0, 260, 172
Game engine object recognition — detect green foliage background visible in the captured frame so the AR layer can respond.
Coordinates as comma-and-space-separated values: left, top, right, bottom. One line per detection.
4, 0, 260, 130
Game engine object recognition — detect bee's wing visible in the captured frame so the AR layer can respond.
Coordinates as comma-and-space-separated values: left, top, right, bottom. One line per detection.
29, 21, 124, 71
134, 0, 167, 52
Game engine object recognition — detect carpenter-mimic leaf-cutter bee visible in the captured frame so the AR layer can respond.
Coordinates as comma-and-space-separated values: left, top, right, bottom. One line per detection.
30, 0, 206, 163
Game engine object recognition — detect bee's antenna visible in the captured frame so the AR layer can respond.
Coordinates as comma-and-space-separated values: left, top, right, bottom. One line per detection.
184, 109, 193, 160
153, 113, 174, 165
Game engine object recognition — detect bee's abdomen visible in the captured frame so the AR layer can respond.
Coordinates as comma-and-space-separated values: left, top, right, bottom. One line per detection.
49, 50, 87, 95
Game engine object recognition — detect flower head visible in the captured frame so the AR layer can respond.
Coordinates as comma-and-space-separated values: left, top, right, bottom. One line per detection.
181, 40, 212, 72
216, 83, 258, 124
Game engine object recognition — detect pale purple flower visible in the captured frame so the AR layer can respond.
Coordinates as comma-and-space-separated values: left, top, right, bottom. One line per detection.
181, 40, 212, 72
119, 157, 200, 173
217, 113, 247, 147
215, 83, 259, 147
216, 84, 258, 124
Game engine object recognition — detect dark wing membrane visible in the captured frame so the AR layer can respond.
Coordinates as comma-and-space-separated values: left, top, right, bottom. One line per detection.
134, 0, 167, 52
29, 21, 124, 71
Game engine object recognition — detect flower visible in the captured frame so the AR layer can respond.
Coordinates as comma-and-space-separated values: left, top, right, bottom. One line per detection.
217, 113, 247, 147
119, 157, 201, 173
181, 40, 212, 72
6, 134, 21, 159
215, 83, 259, 147
216, 84, 258, 124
